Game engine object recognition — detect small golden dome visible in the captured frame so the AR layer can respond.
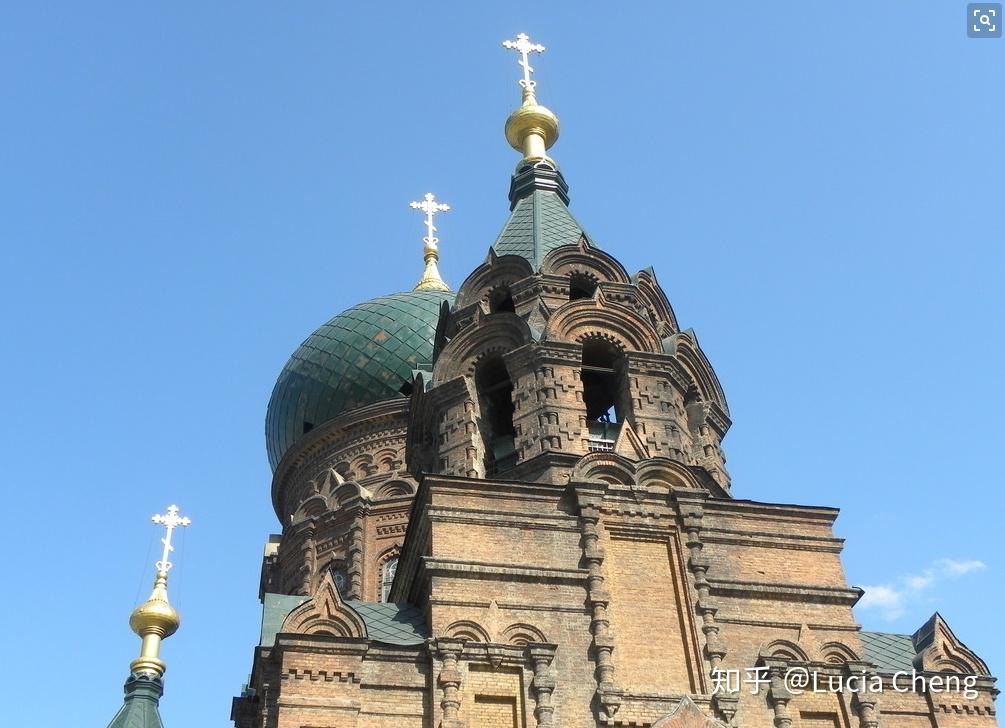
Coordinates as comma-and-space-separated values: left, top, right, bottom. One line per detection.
505, 100, 560, 155
129, 576, 180, 638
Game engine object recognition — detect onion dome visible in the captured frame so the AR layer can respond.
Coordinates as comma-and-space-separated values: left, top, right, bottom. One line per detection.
266, 288, 454, 470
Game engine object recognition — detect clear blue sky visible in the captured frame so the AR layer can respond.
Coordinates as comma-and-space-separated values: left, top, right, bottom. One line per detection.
1, 3, 1001, 725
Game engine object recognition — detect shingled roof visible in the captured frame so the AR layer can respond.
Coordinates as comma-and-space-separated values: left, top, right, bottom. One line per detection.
491, 159, 594, 268
105, 674, 166, 728
260, 592, 428, 647
860, 631, 917, 672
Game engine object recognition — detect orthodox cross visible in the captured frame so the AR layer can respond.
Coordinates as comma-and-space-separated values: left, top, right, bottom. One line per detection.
502, 32, 546, 89
152, 504, 191, 574
409, 192, 450, 247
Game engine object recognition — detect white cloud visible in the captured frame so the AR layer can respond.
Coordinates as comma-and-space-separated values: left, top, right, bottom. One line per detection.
857, 584, 905, 620
903, 573, 935, 591
856, 557, 988, 622
935, 558, 986, 576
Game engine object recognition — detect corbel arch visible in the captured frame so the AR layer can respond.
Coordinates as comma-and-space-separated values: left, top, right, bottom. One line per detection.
666, 331, 729, 416
373, 448, 399, 472
636, 458, 703, 492
280, 570, 368, 639
571, 452, 637, 485
292, 494, 330, 525
444, 620, 491, 643
331, 481, 373, 509
634, 268, 680, 335
454, 251, 534, 310
760, 639, 811, 663
540, 238, 631, 285
543, 293, 663, 353
818, 641, 861, 665
374, 479, 415, 500
501, 623, 548, 646
432, 311, 533, 384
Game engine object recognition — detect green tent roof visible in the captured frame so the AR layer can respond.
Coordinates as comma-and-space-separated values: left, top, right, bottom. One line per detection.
490, 159, 594, 268
106, 674, 165, 728
492, 188, 590, 267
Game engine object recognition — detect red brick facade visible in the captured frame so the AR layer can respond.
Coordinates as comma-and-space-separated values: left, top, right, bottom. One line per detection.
233, 186, 997, 728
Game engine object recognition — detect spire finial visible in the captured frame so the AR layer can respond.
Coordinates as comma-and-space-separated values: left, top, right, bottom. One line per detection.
410, 192, 451, 292
128, 504, 191, 678
502, 32, 560, 162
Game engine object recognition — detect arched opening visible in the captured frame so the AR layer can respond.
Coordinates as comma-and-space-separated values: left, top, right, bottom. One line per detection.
327, 561, 348, 595
475, 355, 517, 474
380, 556, 398, 603
683, 385, 709, 455
582, 339, 628, 450
488, 286, 516, 313
569, 273, 598, 301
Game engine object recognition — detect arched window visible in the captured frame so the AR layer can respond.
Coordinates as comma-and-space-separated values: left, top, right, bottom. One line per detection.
327, 561, 348, 595
582, 339, 629, 451
332, 568, 348, 594
380, 556, 399, 603
582, 339, 626, 423
475, 355, 517, 474
569, 273, 598, 301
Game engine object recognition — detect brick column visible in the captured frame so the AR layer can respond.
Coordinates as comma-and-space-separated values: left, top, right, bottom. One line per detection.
576, 495, 620, 718
431, 638, 467, 728
299, 524, 316, 595
528, 644, 558, 727
346, 510, 365, 599
768, 668, 794, 728
678, 495, 736, 725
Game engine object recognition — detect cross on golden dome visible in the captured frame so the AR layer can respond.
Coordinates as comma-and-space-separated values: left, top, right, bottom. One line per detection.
152, 504, 191, 574
128, 504, 192, 678
502, 32, 546, 90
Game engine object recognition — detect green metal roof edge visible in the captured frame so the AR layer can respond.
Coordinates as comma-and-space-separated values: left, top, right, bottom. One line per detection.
106, 673, 166, 728
860, 630, 918, 673
260, 592, 428, 647
491, 189, 594, 268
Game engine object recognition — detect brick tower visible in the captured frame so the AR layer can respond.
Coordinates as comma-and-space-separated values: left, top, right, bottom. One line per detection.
230, 34, 998, 728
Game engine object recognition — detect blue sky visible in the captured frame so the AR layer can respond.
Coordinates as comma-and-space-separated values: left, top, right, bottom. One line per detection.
1, 3, 1001, 725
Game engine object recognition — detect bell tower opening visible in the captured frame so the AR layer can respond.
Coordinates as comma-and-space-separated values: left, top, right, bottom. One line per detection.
569, 272, 597, 301
475, 355, 517, 474
489, 286, 516, 313
582, 338, 627, 424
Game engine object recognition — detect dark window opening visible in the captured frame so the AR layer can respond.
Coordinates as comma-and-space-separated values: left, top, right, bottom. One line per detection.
569, 273, 598, 301
328, 562, 348, 594
399, 380, 414, 397
581, 339, 625, 424
302, 421, 314, 434
489, 286, 516, 313
476, 355, 517, 474
381, 556, 399, 603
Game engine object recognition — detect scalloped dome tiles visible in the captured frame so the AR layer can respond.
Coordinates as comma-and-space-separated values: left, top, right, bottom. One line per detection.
266, 289, 454, 470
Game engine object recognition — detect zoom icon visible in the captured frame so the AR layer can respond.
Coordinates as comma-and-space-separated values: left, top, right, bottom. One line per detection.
968, 4, 1002, 37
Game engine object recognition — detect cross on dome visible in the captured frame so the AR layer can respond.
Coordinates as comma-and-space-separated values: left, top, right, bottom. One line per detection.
502, 32, 546, 89
409, 192, 451, 292
151, 504, 191, 574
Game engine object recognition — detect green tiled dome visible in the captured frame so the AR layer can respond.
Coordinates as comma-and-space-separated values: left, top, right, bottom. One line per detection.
266, 289, 453, 470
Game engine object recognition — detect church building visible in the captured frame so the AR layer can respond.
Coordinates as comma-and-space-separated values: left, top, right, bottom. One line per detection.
107, 33, 998, 728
